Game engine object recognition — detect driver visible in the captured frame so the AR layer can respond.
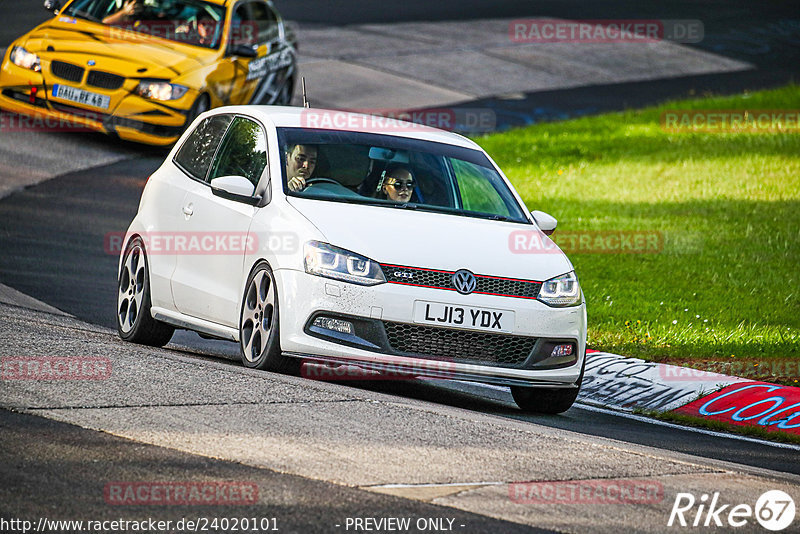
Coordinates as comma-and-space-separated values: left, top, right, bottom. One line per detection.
103, 0, 144, 24
286, 144, 317, 192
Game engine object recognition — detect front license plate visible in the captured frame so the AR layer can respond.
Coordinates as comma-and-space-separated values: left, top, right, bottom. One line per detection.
413, 301, 515, 333
52, 84, 110, 110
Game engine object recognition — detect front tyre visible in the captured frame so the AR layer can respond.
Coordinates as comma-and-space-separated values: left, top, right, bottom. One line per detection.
511, 358, 585, 414
117, 238, 174, 346
510, 385, 580, 414
239, 263, 299, 374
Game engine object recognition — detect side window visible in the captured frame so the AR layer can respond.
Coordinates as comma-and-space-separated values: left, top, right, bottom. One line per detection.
231, 3, 255, 46
451, 159, 513, 217
208, 116, 268, 189
250, 2, 279, 43
174, 114, 233, 181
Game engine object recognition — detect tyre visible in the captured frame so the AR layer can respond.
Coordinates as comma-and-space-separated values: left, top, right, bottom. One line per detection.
239, 263, 299, 374
117, 237, 174, 346
511, 357, 585, 414
183, 93, 209, 132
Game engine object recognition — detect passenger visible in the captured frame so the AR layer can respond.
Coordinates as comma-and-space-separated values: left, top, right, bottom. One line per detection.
103, 0, 144, 24
377, 165, 415, 203
285, 144, 318, 192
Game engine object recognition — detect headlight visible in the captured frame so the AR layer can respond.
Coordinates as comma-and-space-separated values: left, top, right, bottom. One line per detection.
538, 271, 581, 307
304, 241, 386, 286
9, 46, 41, 72
134, 80, 189, 101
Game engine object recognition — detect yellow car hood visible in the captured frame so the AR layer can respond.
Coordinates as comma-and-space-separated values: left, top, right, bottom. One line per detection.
21, 16, 218, 79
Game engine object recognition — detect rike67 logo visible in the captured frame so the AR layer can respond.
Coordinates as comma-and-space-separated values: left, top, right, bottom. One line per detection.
668, 490, 795, 531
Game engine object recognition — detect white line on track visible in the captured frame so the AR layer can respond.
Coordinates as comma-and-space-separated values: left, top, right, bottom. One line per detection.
447, 380, 800, 451
573, 403, 800, 451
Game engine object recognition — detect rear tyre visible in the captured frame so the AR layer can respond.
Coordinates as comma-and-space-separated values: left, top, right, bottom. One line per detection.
117, 237, 174, 346
239, 263, 300, 374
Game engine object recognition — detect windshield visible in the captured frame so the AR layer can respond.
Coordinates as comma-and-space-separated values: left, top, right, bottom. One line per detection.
63, 0, 226, 49
279, 128, 530, 224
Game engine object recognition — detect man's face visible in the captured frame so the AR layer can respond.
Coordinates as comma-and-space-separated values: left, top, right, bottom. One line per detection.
286, 145, 317, 180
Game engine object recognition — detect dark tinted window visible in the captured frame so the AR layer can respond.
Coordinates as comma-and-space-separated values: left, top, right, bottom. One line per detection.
250, 2, 279, 42
208, 117, 268, 188
174, 115, 233, 181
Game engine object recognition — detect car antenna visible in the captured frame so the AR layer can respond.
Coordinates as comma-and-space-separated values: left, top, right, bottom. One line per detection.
301, 77, 310, 108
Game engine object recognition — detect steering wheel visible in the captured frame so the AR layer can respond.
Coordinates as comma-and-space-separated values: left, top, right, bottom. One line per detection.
304, 178, 340, 187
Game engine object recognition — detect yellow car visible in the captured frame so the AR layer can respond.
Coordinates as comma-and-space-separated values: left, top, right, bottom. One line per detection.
0, 0, 296, 145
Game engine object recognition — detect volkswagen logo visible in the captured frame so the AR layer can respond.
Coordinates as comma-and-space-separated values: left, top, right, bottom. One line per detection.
452, 269, 477, 295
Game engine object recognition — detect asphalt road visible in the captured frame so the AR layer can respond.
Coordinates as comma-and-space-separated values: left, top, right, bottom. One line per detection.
0, 408, 540, 533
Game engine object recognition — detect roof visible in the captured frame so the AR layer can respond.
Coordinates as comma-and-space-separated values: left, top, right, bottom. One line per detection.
215, 105, 481, 150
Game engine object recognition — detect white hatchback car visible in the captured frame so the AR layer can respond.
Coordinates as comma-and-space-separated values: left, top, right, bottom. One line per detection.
117, 106, 587, 413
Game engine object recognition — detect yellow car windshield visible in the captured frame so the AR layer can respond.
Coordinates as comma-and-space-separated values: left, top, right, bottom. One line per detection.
62, 0, 227, 49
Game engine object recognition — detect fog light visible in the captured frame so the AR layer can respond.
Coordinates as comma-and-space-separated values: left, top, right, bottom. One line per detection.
551, 344, 573, 357
312, 316, 354, 335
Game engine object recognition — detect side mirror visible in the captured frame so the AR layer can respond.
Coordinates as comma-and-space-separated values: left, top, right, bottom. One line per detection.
226, 44, 257, 58
531, 210, 557, 235
210, 176, 260, 205
44, 0, 62, 12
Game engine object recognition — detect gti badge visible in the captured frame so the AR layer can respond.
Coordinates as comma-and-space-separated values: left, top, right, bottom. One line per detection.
452, 269, 476, 295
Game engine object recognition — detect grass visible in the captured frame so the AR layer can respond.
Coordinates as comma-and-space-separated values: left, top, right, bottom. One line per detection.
473, 85, 800, 371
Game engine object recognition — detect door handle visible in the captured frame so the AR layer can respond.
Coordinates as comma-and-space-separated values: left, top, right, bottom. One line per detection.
182, 205, 194, 216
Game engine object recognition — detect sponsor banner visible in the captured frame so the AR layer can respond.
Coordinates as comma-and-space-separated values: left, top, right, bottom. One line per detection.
673, 382, 800, 435
104, 481, 258, 505
1, 356, 111, 380
578, 352, 744, 412
510, 479, 663, 504
661, 110, 800, 133
509, 19, 703, 44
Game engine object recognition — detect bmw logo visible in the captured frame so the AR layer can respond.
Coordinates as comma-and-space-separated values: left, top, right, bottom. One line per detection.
87, 60, 96, 66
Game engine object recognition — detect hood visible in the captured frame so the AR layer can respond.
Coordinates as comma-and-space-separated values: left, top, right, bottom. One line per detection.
22, 17, 217, 78
287, 198, 574, 282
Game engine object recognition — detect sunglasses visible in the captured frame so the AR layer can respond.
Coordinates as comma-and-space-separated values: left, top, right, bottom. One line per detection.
387, 180, 415, 191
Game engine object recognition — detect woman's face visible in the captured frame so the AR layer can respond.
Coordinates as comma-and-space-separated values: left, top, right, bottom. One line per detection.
382, 169, 414, 203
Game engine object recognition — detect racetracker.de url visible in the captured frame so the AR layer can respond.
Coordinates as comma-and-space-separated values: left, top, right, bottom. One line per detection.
0, 517, 279, 533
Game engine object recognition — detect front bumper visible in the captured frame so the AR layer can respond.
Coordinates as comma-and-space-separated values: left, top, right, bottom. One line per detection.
0, 60, 188, 145
274, 269, 587, 387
